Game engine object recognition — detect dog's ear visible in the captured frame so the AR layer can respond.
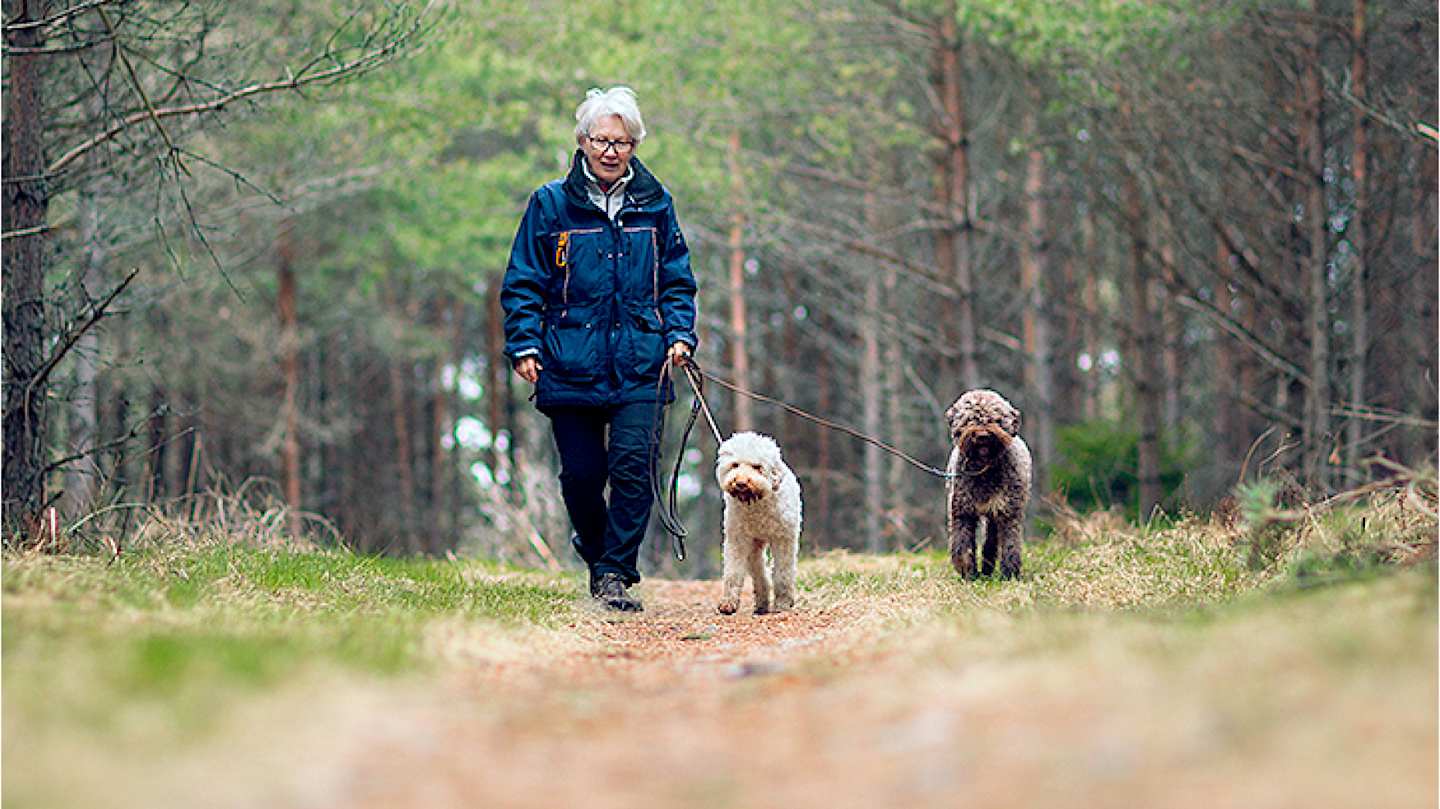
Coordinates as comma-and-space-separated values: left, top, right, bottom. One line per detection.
766, 462, 784, 490
1003, 402, 1021, 437
944, 398, 965, 435
714, 447, 733, 478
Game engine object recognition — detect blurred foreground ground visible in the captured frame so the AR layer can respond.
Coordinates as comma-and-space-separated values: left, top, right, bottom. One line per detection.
4, 516, 1436, 809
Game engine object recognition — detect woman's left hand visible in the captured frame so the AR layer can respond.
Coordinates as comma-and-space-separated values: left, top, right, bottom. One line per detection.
668, 342, 692, 366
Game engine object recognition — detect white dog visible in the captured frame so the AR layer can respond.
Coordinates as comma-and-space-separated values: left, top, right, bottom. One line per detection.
715, 431, 803, 615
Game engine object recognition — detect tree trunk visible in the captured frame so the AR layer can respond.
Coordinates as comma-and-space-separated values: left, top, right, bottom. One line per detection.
1081, 206, 1101, 420
319, 331, 341, 529
1344, 0, 1369, 475
107, 326, 133, 505
61, 179, 106, 520
1213, 237, 1236, 474
727, 130, 754, 431
1410, 146, 1439, 465
861, 188, 884, 552
781, 266, 803, 451
2, 0, 52, 533
816, 348, 832, 550
1020, 106, 1053, 495
1160, 244, 1182, 430
485, 276, 508, 486
934, 5, 979, 389
387, 284, 419, 553
432, 297, 461, 548
390, 357, 419, 552
277, 223, 303, 540
1057, 233, 1082, 422
147, 384, 168, 502
1124, 170, 1164, 517
1300, 4, 1332, 491
883, 235, 906, 544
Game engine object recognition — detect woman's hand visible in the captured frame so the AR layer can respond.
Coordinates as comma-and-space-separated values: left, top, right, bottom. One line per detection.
514, 356, 542, 383
668, 342, 692, 366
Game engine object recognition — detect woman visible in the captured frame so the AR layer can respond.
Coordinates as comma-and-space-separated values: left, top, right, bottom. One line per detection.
501, 86, 698, 611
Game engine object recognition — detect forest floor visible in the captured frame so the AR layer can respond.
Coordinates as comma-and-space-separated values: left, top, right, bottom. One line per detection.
4, 498, 1437, 809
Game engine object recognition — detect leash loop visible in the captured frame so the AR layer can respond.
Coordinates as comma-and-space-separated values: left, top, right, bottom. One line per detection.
648, 359, 698, 562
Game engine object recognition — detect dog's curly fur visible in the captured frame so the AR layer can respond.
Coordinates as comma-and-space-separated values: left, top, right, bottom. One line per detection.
715, 431, 803, 615
945, 389, 1032, 579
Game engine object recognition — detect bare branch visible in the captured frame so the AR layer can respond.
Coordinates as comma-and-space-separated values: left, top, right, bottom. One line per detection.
46, 2, 435, 176
2, 35, 112, 54
3, 0, 121, 32
1172, 294, 1309, 385
95, 5, 180, 168
42, 413, 150, 476
12, 269, 139, 418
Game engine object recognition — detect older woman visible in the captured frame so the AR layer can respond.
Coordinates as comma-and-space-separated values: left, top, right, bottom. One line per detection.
501, 86, 697, 611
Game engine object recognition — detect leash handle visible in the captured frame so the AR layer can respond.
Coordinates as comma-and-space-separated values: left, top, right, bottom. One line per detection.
648, 360, 696, 562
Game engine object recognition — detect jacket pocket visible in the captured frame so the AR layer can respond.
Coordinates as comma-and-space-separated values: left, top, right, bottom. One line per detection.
627, 305, 666, 381
549, 228, 605, 304
542, 305, 605, 382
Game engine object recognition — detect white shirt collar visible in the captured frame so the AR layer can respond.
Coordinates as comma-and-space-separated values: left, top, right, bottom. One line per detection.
580, 161, 633, 221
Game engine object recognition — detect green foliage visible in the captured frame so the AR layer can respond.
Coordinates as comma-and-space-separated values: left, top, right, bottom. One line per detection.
954, 0, 1238, 68
1051, 419, 1190, 517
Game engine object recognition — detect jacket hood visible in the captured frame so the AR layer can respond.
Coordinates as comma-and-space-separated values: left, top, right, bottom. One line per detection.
562, 149, 665, 211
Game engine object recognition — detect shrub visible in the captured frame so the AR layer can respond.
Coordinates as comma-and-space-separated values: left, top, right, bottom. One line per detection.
1051, 419, 1190, 518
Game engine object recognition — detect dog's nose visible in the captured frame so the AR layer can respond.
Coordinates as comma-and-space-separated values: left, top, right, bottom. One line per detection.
729, 480, 761, 502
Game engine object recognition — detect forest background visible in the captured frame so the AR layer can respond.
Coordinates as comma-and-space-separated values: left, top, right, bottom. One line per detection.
3, 0, 1436, 576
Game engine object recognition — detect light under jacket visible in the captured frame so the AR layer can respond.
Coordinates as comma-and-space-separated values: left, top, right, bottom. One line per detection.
501, 151, 698, 411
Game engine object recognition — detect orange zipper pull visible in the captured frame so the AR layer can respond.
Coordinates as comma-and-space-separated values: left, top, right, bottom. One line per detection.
555, 231, 570, 268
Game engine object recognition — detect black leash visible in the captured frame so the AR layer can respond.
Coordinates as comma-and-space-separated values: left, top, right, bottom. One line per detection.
682, 362, 972, 481
648, 360, 701, 562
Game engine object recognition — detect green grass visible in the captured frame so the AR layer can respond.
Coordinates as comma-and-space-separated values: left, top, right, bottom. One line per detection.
2, 543, 577, 742
2, 543, 571, 617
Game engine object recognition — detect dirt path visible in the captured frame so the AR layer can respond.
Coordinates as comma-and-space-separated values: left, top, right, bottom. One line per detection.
472, 580, 876, 686
181, 576, 1431, 809
335, 579, 916, 809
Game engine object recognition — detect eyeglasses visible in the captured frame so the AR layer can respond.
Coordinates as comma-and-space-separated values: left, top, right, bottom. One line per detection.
587, 136, 634, 155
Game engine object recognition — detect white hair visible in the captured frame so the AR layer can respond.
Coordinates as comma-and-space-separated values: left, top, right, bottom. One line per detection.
573, 86, 647, 145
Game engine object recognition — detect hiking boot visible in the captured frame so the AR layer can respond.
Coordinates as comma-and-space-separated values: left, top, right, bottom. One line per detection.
593, 572, 643, 612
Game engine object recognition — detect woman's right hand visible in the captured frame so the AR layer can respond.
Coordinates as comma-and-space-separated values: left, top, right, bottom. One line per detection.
514, 356, 542, 383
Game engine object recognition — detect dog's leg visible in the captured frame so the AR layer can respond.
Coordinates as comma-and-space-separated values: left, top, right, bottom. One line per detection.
995, 515, 1023, 579
748, 540, 772, 615
718, 528, 746, 615
980, 518, 998, 577
770, 534, 798, 612
949, 513, 979, 580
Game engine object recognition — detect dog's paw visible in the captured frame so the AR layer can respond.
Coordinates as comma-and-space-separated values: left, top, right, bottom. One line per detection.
717, 599, 739, 615
951, 555, 978, 580
753, 604, 770, 616
773, 595, 794, 612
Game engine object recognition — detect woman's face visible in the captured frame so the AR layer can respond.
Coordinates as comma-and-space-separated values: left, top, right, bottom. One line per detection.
581, 114, 635, 187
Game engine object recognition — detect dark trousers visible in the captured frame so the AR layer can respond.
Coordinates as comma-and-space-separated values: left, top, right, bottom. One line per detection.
547, 401, 664, 586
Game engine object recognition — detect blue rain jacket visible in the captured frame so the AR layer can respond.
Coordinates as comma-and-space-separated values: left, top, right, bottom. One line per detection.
501, 151, 698, 411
